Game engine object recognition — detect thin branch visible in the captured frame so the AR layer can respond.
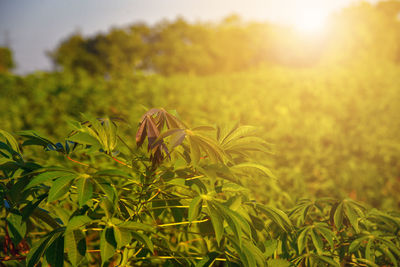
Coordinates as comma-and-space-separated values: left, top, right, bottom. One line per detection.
157, 218, 209, 227
111, 156, 132, 168
66, 155, 89, 167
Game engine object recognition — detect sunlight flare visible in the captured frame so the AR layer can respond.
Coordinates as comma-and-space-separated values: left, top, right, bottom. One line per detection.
292, 7, 328, 35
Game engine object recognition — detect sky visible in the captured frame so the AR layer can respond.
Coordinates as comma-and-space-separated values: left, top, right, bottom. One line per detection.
0, 0, 377, 74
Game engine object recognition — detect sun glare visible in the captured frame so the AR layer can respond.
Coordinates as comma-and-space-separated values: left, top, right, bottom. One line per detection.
292, 8, 328, 35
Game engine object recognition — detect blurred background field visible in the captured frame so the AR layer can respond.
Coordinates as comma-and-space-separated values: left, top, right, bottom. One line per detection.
1, 0, 400, 211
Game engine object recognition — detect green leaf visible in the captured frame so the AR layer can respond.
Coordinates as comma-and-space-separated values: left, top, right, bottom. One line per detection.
0, 129, 20, 154
315, 255, 340, 267
65, 229, 86, 267
333, 202, 344, 230
27, 235, 54, 267
379, 238, 400, 258
315, 225, 335, 250
77, 177, 93, 207
113, 226, 131, 249
310, 228, 323, 254
6, 211, 27, 245
48, 175, 76, 202
189, 196, 203, 222
349, 236, 369, 253
18, 130, 55, 148
264, 239, 278, 258
365, 238, 373, 262
26, 229, 63, 267
66, 215, 92, 232
93, 178, 116, 202
207, 202, 224, 245
100, 227, 117, 265
45, 235, 64, 267
378, 244, 398, 267
25, 171, 74, 190
256, 204, 292, 231
117, 221, 154, 232
232, 163, 276, 179
192, 126, 215, 132
189, 136, 201, 164
132, 232, 154, 254
212, 201, 245, 246
32, 207, 60, 229
344, 202, 360, 232
67, 132, 101, 146
267, 259, 291, 267
297, 227, 310, 254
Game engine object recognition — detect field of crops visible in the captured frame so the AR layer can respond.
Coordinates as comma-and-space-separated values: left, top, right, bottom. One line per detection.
1, 1, 400, 266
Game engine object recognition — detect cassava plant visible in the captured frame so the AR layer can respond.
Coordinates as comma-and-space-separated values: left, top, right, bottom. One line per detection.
1, 108, 399, 267
0, 108, 290, 266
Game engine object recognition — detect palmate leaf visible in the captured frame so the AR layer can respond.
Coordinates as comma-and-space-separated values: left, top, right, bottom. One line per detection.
314, 255, 340, 267
215, 203, 243, 247
229, 237, 266, 267
0, 129, 21, 154
136, 115, 169, 166
207, 203, 224, 245
48, 174, 77, 202
136, 108, 186, 161
289, 199, 314, 226
65, 215, 92, 232
314, 223, 335, 250
65, 229, 86, 266
69, 115, 119, 154
76, 176, 94, 207
17, 130, 56, 148
349, 236, 369, 253
310, 228, 323, 254
333, 202, 344, 230
139, 108, 186, 130
378, 244, 398, 267
117, 220, 154, 232
297, 227, 311, 254
26, 228, 64, 267
25, 170, 76, 190
378, 237, 400, 259
67, 131, 101, 147
45, 234, 64, 267
189, 136, 201, 164
231, 163, 276, 179
267, 259, 291, 267
343, 200, 364, 233
93, 177, 116, 202
7, 211, 27, 245
331, 199, 365, 232
100, 227, 117, 265
187, 134, 225, 164
113, 226, 131, 249
188, 196, 203, 222
131, 232, 154, 254
256, 204, 292, 232
32, 207, 61, 229
366, 209, 400, 233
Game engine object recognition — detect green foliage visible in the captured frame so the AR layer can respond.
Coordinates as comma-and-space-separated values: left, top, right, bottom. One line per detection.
1, 3, 400, 265
0, 109, 278, 266
48, 2, 400, 76
1, 109, 399, 266
0, 47, 15, 73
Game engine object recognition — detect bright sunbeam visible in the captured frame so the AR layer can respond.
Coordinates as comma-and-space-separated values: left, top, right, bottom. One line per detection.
292, 7, 328, 35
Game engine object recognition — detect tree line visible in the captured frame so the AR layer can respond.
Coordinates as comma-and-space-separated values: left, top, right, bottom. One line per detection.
45, 1, 400, 76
